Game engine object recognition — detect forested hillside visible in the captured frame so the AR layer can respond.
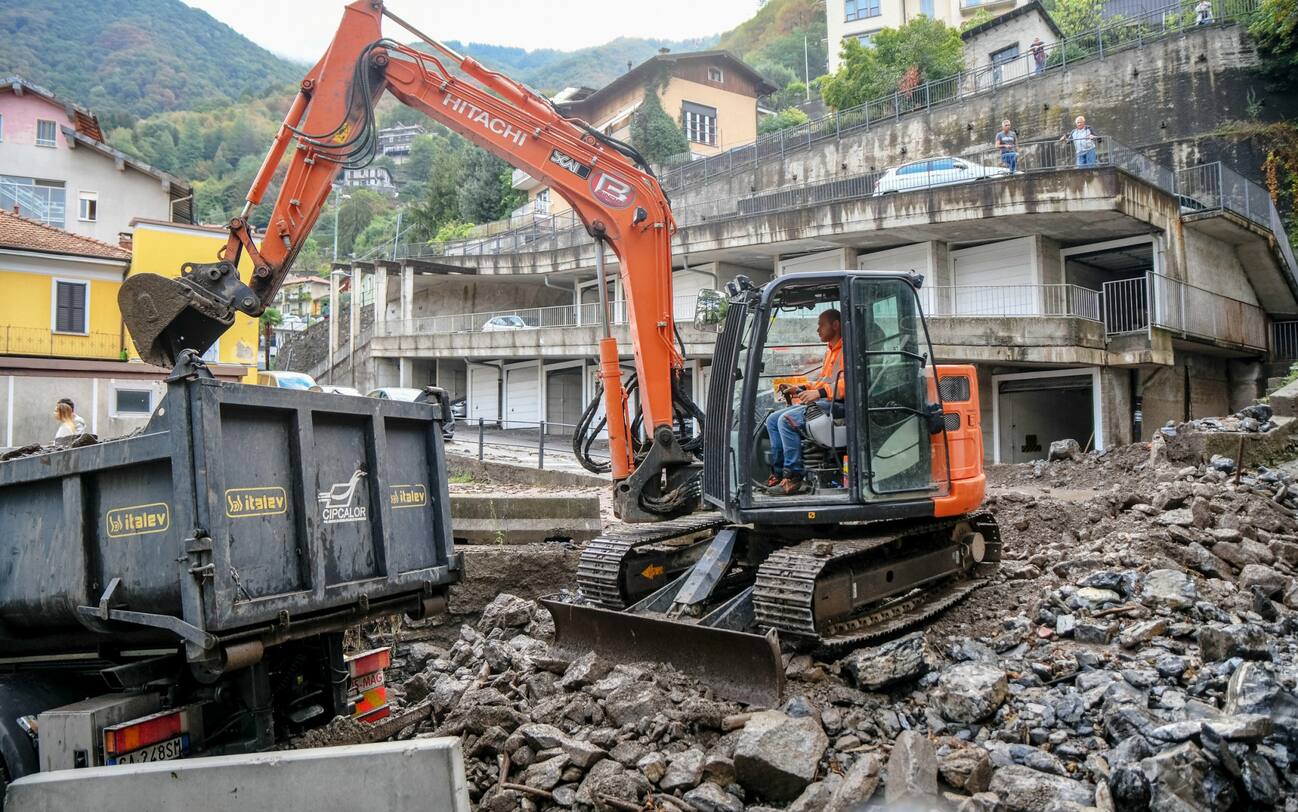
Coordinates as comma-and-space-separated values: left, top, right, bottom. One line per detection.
0, 0, 300, 122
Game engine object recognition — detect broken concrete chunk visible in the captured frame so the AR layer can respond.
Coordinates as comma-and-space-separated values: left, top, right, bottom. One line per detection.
934, 663, 1008, 723
733, 710, 828, 803
884, 730, 939, 804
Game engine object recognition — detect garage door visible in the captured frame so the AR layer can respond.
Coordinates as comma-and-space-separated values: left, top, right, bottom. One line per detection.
997, 374, 1094, 464
505, 364, 540, 429
778, 249, 847, 277
951, 238, 1035, 315
858, 244, 930, 274
468, 366, 499, 423
545, 368, 583, 436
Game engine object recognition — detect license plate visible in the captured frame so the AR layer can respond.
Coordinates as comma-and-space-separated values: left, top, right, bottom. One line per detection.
112, 735, 188, 765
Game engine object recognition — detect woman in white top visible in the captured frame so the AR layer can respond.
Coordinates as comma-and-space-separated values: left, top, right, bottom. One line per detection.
54, 399, 86, 439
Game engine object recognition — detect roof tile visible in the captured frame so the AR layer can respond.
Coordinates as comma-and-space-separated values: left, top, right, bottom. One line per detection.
0, 209, 131, 261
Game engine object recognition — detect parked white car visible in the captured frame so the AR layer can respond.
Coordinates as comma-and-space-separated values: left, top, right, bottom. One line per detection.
366, 387, 426, 401
873, 156, 1009, 195
310, 385, 362, 397
482, 315, 527, 332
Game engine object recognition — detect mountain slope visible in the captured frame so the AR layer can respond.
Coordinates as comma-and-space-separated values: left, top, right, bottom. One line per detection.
449, 36, 719, 93
0, 0, 300, 121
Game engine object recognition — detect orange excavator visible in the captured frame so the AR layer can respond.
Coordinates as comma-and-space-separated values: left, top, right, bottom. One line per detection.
120, 0, 999, 706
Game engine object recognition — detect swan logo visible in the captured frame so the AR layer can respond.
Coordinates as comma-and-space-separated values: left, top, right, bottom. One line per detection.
317, 469, 368, 524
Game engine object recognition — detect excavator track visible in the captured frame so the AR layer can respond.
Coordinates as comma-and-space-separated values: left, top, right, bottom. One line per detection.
576, 512, 727, 608
753, 512, 1001, 653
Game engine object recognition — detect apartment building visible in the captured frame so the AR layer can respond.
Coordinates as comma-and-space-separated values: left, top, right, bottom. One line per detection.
341, 166, 396, 192
827, 0, 1033, 70
274, 274, 332, 323
0, 76, 192, 243
377, 124, 426, 164
512, 50, 776, 217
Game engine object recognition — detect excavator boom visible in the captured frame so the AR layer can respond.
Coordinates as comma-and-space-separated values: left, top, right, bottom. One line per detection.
119, 0, 699, 521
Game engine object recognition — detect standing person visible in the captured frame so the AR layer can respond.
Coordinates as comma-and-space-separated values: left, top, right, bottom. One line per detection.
1030, 37, 1046, 75
1195, 0, 1213, 24
54, 398, 85, 440
996, 120, 1019, 173
1060, 115, 1099, 167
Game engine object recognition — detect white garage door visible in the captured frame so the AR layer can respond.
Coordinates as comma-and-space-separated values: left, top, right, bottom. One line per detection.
951, 237, 1036, 316
673, 268, 714, 321
858, 244, 930, 275
504, 364, 540, 429
778, 249, 847, 277
468, 366, 499, 423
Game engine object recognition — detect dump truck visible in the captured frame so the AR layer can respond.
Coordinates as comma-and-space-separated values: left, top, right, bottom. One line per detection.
0, 357, 460, 793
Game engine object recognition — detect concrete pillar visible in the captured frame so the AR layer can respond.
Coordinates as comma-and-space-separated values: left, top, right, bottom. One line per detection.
928, 241, 954, 316
374, 265, 388, 337
1101, 366, 1134, 448
349, 265, 362, 387
840, 247, 860, 270
328, 269, 340, 384
401, 265, 414, 328
1227, 359, 1263, 410
399, 357, 412, 388
1037, 237, 1064, 286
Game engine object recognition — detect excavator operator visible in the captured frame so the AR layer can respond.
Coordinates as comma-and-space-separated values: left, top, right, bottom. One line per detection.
765, 308, 845, 495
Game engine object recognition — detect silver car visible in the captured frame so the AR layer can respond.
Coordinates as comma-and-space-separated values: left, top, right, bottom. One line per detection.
874, 156, 1010, 195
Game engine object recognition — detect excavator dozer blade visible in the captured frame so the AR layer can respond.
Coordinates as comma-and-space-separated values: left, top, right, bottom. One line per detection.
540, 597, 785, 708
119, 272, 234, 368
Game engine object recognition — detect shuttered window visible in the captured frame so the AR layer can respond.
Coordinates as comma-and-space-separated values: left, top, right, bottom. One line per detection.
682, 102, 717, 146
54, 280, 88, 333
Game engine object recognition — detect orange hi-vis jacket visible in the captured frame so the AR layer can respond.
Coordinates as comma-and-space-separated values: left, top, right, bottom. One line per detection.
811, 338, 846, 400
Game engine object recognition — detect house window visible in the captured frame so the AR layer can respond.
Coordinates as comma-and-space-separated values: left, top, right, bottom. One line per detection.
78, 191, 98, 222
36, 119, 57, 147
845, 0, 881, 20
920, 0, 935, 15
682, 102, 718, 147
201, 340, 221, 364
112, 386, 154, 417
854, 30, 881, 47
991, 44, 1021, 64
53, 280, 88, 334
708, 66, 724, 83
0, 175, 66, 227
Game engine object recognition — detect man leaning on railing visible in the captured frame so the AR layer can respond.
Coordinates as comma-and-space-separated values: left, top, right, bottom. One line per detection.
1060, 116, 1100, 167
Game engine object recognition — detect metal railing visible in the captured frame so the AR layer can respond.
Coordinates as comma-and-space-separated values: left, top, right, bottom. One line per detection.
656, 0, 1259, 189
919, 284, 1102, 320
1102, 276, 1150, 334
0, 327, 121, 359
1175, 162, 1298, 276
450, 418, 612, 472
1272, 321, 1298, 360
1149, 272, 1269, 349
395, 295, 700, 337
0, 180, 66, 228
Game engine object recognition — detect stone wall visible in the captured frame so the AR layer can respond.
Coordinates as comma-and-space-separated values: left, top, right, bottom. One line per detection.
277, 302, 373, 375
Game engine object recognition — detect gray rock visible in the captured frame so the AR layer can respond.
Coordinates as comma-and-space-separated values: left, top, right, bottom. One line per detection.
575, 759, 652, 808
1055, 614, 1076, 637
955, 792, 1002, 812
1117, 618, 1167, 649
661, 748, 705, 792
884, 730, 939, 804
988, 765, 1092, 812
935, 663, 1008, 723
1238, 563, 1289, 597
558, 651, 611, 690
609, 741, 646, 767
478, 592, 536, 632
522, 754, 569, 791
1224, 662, 1298, 739
787, 776, 841, 812
1140, 741, 1237, 812
551, 785, 577, 807
703, 753, 736, 786
1076, 587, 1122, 607
1049, 438, 1081, 461
1074, 620, 1115, 644
1156, 508, 1194, 528
637, 752, 667, 784
939, 746, 993, 793
603, 681, 664, 727
1202, 713, 1272, 742
1198, 623, 1270, 662
839, 632, 928, 691
826, 754, 881, 812
1239, 751, 1283, 805
733, 710, 828, 802
682, 782, 744, 812
1140, 569, 1197, 610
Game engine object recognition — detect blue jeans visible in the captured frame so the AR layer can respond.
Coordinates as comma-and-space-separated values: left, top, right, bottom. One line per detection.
765, 400, 829, 477
1076, 149, 1097, 167
1002, 151, 1018, 173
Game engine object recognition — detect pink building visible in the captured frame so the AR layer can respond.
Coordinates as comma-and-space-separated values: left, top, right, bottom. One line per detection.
0, 76, 192, 242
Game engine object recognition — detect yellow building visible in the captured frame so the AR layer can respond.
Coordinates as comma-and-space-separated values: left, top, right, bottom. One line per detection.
126, 218, 261, 382
513, 50, 777, 216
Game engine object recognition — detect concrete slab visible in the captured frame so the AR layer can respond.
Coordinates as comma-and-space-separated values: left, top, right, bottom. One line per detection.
1268, 378, 1298, 418
1159, 415, 1298, 468
451, 493, 602, 544
6, 738, 470, 812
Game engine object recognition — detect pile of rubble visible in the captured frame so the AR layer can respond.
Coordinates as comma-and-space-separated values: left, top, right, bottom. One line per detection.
1168, 404, 1278, 435
324, 446, 1298, 811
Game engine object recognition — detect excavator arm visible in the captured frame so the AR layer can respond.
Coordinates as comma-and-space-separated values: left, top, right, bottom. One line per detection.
118, 0, 698, 522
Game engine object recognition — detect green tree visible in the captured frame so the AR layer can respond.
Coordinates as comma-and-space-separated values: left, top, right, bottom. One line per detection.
1249, 0, 1298, 90
960, 9, 995, 31
433, 221, 476, 243
407, 146, 466, 241
820, 16, 965, 110
458, 148, 517, 224
1050, 0, 1106, 36
630, 92, 690, 165
259, 307, 282, 370
335, 190, 387, 259
759, 107, 811, 134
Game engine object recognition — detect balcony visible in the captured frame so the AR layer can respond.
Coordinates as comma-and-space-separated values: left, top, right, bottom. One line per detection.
511, 168, 542, 192
1103, 273, 1268, 351
0, 327, 122, 360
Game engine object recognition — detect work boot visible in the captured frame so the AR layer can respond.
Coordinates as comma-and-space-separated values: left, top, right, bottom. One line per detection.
766, 473, 782, 488
767, 474, 808, 496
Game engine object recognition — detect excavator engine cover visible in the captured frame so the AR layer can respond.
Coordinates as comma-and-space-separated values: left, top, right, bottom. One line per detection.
120, 263, 250, 368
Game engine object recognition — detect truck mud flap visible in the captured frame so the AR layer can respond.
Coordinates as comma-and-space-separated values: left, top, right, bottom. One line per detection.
539, 598, 785, 708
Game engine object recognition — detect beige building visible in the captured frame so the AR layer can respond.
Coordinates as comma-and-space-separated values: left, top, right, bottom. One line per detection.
513, 50, 776, 216
960, 1, 1062, 73
827, 0, 1033, 71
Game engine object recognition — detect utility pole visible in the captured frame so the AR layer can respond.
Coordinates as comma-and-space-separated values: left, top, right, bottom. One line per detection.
804, 35, 811, 100
392, 206, 403, 261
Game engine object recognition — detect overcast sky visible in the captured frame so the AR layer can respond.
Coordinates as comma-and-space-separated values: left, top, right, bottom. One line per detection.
183, 1, 761, 63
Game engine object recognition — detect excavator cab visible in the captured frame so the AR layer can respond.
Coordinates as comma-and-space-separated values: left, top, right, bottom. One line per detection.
702, 271, 983, 526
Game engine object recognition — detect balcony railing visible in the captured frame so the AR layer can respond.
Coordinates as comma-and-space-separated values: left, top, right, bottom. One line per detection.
395, 296, 700, 337
0, 327, 122, 359
1273, 322, 1298, 361
1103, 273, 1268, 350
919, 284, 1102, 320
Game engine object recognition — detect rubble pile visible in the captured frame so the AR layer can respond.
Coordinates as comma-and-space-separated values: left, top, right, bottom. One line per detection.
339, 446, 1298, 811
1169, 404, 1278, 435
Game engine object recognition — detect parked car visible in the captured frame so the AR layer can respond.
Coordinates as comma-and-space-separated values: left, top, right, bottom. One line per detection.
257, 371, 317, 389
310, 384, 363, 396
482, 315, 527, 331
367, 388, 455, 439
451, 397, 467, 419
873, 156, 1009, 195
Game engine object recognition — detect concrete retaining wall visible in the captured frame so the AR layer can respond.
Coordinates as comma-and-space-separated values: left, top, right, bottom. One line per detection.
6, 738, 471, 812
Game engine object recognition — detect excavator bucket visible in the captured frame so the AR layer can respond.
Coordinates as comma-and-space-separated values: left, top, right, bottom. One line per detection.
119, 271, 235, 368
540, 597, 785, 708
